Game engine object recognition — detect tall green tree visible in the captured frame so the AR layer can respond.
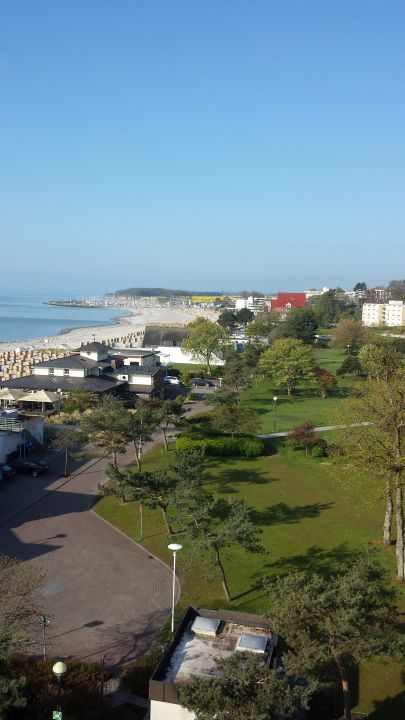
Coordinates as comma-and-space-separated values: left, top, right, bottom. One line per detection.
330, 369, 405, 577
179, 650, 315, 720
281, 308, 318, 344
268, 547, 403, 720
80, 396, 131, 469
330, 319, 368, 352
125, 469, 177, 536
211, 405, 260, 437
51, 427, 82, 476
155, 399, 185, 451
358, 342, 402, 381
259, 338, 315, 395
180, 496, 264, 601
182, 318, 230, 374
236, 307, 254, 327
245, 314, 279, 342
217, 310, 237, 331
62, 388, 93, 414
129, 401, 158, 470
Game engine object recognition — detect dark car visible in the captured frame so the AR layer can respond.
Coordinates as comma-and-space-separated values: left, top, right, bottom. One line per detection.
191, 377, 215, 387
11, 460, 49, 477
0, 464, 16, 481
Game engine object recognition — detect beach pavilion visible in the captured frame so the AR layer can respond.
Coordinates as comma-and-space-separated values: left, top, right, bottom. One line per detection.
17, 390, 61, 413
0, 388, 26, 408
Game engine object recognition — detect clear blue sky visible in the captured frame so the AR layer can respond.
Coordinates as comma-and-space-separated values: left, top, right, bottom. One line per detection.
1, 0, 404, 295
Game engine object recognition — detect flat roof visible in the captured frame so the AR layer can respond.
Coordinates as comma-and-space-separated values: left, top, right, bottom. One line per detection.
165, 620, 272, 683
150, 607, 276, 704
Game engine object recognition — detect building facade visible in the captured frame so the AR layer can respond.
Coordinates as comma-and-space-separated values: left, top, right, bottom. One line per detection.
362, 301, 405, 327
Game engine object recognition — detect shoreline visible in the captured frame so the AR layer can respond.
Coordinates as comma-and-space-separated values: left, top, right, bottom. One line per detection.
0, 305, 218, 352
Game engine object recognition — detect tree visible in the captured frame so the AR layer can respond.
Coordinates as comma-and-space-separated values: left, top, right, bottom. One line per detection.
155, 399, 185, 451
268, 547, 403, 720
80, 396, 131, 469
329, 370, 405, 577
62, 388, 93, 414
180, 496, 264, 601
313, 366, 337, 398
182, 318, 231, 374
179, 650, 315, 720
358, 342, 402, 382
353, 281, 367, 292
236, 308, 254, 327
51, 427, 82, 477
259, 338, 315, 396
281, 308, 318, 344
310, 289, 355, 326
220, 352, 253, 399
0, 627, 26, 718
245, 314, 278, 342
388, 278, 405, 302
330, 319, 368, 352
217, 310, 237, 331
286, 422, 318, 455
336, 355, 363, 377
125, 469, 177, 536
211, 405, 260, 437
129, 401, 158, 470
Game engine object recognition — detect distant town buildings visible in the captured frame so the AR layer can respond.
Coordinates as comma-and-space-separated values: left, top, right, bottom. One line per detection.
362, 300, 405, 327
234, 296, 268, 314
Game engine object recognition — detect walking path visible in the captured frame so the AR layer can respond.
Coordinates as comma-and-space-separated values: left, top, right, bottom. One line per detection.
257, 422, 371, 439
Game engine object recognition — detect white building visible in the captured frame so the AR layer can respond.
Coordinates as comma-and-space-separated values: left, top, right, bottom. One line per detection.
362, 301, 405, 327
149, 607, 277, 720
234, 296, 269, 314
305, 287, 329, 299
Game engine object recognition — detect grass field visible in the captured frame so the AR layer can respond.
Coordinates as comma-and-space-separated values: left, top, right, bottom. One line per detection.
95, 346, 405, 717
95, 440, 405, 717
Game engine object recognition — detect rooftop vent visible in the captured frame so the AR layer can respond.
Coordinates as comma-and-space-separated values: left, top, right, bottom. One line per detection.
236, 633, 268, 654
191, 617, 221, 637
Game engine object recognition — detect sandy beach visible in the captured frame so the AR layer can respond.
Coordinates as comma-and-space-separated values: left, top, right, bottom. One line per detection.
0, 304, 218, 352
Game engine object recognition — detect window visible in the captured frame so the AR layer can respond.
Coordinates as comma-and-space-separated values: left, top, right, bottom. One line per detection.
64, 369, 70, 375
49, 368, 54, 374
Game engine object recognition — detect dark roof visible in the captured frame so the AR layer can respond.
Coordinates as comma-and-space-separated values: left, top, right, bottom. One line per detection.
1, 375, 124, 394
113, 366, 161, 378
75, 341, 111, 352
127, 384, 156, 394
35, 355, 99, 370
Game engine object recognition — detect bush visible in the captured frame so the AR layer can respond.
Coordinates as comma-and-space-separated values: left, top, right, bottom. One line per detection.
176, 435, 264, 457
120, 646, 163, 697
336, 356, 363, 376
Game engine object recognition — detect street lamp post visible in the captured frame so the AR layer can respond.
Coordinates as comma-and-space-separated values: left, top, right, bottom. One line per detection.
273, 396, 278, 432
168, 543, 182, 634
39, 615, 50, 660
52, 661, 67, 714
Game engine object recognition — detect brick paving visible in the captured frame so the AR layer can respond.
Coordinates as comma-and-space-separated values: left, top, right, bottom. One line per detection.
0, 398, 209, 667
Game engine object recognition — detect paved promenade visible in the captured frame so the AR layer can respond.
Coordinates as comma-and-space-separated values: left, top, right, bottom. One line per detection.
0, 445, 173, 668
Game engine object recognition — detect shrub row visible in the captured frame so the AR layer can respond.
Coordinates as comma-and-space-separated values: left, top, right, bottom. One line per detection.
176, 435, 264, 457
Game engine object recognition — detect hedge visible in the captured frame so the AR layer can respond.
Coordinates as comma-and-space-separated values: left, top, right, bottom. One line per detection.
176, 435, 264, 457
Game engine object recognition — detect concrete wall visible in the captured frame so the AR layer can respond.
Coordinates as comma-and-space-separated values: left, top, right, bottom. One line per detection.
0, 432, 21, 464
150, 700, 195, 720
145, 346, 224, 367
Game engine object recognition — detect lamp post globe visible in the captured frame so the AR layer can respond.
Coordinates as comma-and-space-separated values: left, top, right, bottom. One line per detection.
52, 661, 67, 679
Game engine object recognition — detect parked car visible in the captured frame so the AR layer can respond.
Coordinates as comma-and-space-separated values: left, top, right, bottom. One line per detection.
0, 464, 16, 481
11, 460, 49, 477
164, 376, 181, 385
191, 377, 215, 387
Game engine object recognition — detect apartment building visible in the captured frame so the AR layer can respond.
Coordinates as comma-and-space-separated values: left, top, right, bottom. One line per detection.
362, 301, 405, 327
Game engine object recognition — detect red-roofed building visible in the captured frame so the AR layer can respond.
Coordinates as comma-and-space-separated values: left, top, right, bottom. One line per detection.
270, 292, 307, 313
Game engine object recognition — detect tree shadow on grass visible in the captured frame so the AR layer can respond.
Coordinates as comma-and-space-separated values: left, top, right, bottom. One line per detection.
250, 501, 334, 526
368, 691, 405, 720
204, 463, 274, 494
260, 543, 356, 581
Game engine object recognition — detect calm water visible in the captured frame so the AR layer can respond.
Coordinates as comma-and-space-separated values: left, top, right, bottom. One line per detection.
0, 294, 131, 343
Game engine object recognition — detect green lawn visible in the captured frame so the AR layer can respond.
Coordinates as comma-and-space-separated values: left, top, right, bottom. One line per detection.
95, 440, 405, 717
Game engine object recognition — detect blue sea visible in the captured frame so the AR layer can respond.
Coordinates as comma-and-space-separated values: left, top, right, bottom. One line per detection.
0, 293, 131, 343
